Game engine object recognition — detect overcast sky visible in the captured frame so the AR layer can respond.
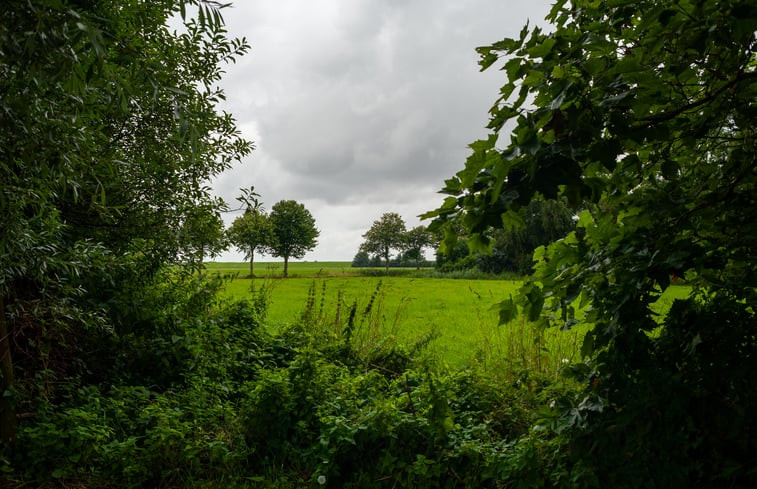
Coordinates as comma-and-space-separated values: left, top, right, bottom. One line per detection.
209, 0, 554, 262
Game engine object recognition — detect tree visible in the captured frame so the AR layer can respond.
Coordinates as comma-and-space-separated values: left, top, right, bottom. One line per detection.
351, 250, 372, 268
178, 197, 229, 265
227, 186, 274, 277
477, 198, 575, 275
433, 214, 475, 271
360, 213, 407, 274
402, 226, 435, 269
434, 198, 574, 274
0, 0, 250, 444
228, 210, 275, 277
425, 0, 757, 485
268, 200, 319, 277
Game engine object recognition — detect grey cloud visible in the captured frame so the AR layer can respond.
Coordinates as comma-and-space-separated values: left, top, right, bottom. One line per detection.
212, 0, 552, 260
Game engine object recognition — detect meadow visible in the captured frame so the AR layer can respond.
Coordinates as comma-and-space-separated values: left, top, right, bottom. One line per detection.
209, 262, 690, 373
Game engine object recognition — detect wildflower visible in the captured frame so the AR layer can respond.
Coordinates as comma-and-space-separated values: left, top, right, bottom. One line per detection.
317, 475, 327, 485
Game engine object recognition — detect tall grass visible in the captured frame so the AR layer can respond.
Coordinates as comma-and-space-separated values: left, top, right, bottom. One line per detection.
216, 262, 690, 377
221, 274, 585, 377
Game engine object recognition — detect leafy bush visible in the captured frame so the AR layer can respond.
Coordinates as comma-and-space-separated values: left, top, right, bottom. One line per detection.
10, 383, 249, 488
554, 295, 757, 488
4, 269, 582, 489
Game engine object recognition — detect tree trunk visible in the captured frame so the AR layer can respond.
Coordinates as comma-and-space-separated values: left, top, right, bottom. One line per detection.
249, 251, 254, 278
0, 296, 16, 445
384, 248, 390, 274
283, 256, 289, 278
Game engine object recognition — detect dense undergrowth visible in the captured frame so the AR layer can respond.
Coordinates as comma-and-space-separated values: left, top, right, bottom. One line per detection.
3, 271, 756, 488
1, 273, 578, 488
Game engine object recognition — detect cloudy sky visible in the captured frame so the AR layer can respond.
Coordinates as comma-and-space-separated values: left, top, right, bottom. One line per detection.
209, 0, 554, 262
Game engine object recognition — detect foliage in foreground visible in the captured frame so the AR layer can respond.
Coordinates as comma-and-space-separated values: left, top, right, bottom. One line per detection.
4, 0, 756, 487
427, 0, 757, 486
1, 274, 577, 488
0, 0, 250, 443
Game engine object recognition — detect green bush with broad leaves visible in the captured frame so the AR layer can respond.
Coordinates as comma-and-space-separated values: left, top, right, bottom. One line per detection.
425, 0, 757, 486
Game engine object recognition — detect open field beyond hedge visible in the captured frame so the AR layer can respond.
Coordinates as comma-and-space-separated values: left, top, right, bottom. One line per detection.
209, 262, 690, 372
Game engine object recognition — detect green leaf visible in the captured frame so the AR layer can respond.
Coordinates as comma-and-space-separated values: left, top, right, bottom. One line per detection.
496, 296, 518, 325
505, 58, 523, 82
584, 58, 605, 76
501, 209, 525, 230
527, 37, 556, 58
661, 159, 680, 180
468, 232, 491, 254
658, 8, 677, 25
478, 49, 500, 71
525, 285, 545, 322
581, 332, 595, 358
500, 82, 516, 100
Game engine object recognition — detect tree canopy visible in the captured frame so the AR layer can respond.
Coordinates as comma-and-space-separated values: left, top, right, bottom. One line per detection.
0, 0, 251, 442
426, 0, 757, 485
228, 210, 274, 278
360, 213, 408, 273
402, 226, 436, 269
268, 200, 319, 277
226, 187, 274, 277
177, 197, 229, 265
436, 197, 575, 275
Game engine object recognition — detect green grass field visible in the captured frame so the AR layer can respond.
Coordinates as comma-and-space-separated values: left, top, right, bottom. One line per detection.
211, 261, 691, 373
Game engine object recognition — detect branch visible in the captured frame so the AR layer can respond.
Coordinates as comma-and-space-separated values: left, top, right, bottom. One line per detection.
634, 71, 757, 129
